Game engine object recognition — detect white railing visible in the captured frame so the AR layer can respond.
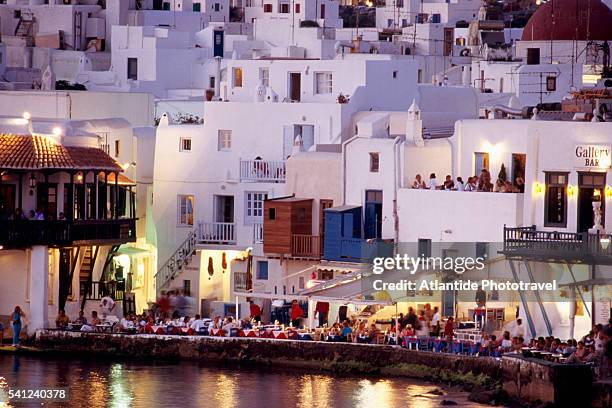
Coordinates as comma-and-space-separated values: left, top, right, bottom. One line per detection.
239, 160, 286, 182
253, 222, 263, 243
197, 221, 236, 244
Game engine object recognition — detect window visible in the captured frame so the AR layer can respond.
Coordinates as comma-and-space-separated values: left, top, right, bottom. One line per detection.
369, 152, 379, 172
268, 208, 276, 220
474, 152, 489, 173
163, 1, 171, 10
417, 69, 423, 83
232, 67, 243, 88
114, 140, 120, 158
193, 2, 201, 11
297, 207, 306, 222
544, 172, 568, 227
318, 270, 333, 280
177, 195, 194, 226
546, 76, 556, 92
214, 2, 220, 11
217, 130, 231, 151
14, 10, 21, 18
183, 280, 191, 296
259, 67, 269, 87
127, 58, 138, 80
263, 3, 272, 12
256, 261, 268, 280
320, 3, 325, 18
245, 192, 268, 224
209, 76, 215, 89
392, 70, 398, 79
418, 238, 432, 258
280, 3, 289, 13
180, 137, 192, 152
315, 72, 333, 94
295, 3, 300, 12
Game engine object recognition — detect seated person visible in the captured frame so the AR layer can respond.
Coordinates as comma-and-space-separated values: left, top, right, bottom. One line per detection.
73, 311, 87, 325
55, 309, 70, 329
81, 311, 101, 331
340, 321, 353, 339
412, 174, 426, 189
208, 316, 221, 333
190, 314, 207, 333
222, 317, 236, 336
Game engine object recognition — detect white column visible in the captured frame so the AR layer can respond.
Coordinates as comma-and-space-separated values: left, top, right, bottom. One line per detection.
28, 245, 49, 336
307, 298, 314, 329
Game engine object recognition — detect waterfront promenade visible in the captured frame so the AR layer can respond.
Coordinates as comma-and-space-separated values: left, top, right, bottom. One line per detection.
30, 329, 601, 407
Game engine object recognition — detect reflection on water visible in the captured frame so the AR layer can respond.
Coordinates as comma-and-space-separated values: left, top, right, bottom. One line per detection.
0, 355, 489, 408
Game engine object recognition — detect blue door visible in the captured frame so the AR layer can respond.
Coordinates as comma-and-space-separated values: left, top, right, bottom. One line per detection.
364, 190, 382, 239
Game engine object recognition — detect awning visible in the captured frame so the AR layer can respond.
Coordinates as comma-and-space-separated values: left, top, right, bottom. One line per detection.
115, 246, 150, 256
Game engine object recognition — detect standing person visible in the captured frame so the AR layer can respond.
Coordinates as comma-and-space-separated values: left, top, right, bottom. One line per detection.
249, 301, 262, 323
99, 296, 116, 319
12, 306, 24, 346
431, 306, 441, 336
290, 300, 304, 328
444, 316, 455, 352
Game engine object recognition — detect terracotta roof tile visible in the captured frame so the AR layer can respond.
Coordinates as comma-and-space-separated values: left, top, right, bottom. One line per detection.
0, 134, 122, 172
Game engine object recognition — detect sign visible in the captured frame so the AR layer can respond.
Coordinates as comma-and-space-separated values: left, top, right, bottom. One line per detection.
574, 144, 612, 168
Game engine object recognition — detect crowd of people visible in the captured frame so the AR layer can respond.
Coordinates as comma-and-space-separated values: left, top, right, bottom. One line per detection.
411, 169, 525, 193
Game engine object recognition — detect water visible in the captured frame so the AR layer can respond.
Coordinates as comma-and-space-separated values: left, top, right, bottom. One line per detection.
0, 355, 490, 408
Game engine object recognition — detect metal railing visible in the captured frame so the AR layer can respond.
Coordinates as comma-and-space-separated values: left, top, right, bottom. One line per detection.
253, 222, 264, 243
291, 234, 321, 258
197, 221, 236, 244
155, 228, 198, 292
0, 219, 136, 248
502, 225, 612, 263
239, 160, 286, 182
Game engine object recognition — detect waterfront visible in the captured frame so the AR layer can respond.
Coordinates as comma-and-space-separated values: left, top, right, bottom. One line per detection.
0, 354, 490, 408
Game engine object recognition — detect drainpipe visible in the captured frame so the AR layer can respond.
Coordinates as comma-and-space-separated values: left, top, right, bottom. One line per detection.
392, 136, 401, 248
214, 56, 222, 99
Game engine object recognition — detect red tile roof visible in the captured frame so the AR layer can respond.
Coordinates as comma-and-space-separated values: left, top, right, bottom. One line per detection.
0, 134, 122, 171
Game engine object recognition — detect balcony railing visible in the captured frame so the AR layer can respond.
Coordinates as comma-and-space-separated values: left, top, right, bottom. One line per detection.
0, 219, 136, 248
239, 160, 286, 183
291, 234, 321, 258
502, 225, 612, 264
197, 221, 236, 245
253, 222, 263, 243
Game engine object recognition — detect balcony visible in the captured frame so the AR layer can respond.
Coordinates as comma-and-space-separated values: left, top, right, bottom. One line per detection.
290, 234, 321, 258
239, 160, 285, 183
197, 221, 236, 245
253, 222, 263, 243
0, 219, 136, 248
502, 225, 612, 265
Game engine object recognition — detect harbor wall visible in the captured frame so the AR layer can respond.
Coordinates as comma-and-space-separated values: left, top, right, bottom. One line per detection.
34, 330, 595, 407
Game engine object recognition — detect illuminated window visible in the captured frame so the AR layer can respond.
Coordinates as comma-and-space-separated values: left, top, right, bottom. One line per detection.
544, 172, 568, 227
177, 195, 194, 226
232, 67, 243, 88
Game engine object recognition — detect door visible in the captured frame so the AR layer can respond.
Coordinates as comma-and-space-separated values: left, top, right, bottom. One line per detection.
58, 248, 73, 311
511, 153, 526, 182
37, 183, 57, 219
215, 195, 234, 223
474, 152, 489, 174
319, 199, 333, 253
364, 190, 382, 239
320, 4, 325, 18
0, 184, 16, 216
577, 172, 606, 233
289, 73, 301, 102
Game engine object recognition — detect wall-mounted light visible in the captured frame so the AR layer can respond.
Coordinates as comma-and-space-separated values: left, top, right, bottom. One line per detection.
29, 173, 37, 189
594, 188, 602, 201
52, 126, 63, 136
605, 186, 612, 198
77, 173, 83, 182
22, 112, 31, 120
567, 185, 575, 197
534, 182, 544, 195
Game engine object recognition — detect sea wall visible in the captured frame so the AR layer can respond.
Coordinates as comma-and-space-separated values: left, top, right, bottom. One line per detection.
34, 331, 596, 407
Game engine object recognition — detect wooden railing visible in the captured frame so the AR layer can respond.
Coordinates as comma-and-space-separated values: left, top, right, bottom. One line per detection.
291, 234, 321, 258
253, 222, 264, 243
197, 221, 236, 244
239, 160, 286, 182
502, 225, 612, 262
0, 219, 136, 248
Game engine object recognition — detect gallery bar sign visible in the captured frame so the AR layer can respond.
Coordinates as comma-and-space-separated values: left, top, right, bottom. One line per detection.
575, 144, 612, 168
